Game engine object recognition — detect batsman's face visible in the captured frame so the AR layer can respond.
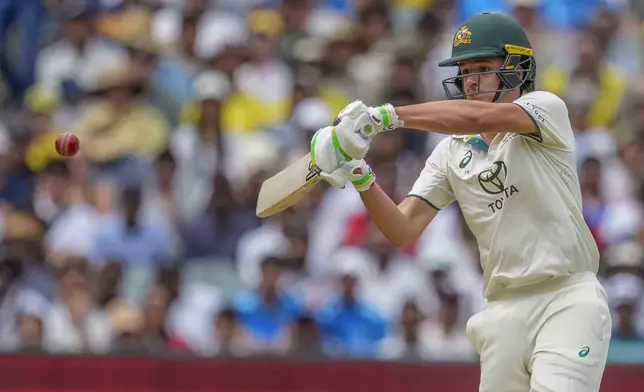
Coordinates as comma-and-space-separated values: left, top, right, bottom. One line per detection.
458, 58, 506, 102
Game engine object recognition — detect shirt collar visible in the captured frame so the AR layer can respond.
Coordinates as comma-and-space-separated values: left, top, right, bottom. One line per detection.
463, 135, 489, 152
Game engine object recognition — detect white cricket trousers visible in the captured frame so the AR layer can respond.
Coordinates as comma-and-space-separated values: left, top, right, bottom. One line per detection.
466, 272, 612, 392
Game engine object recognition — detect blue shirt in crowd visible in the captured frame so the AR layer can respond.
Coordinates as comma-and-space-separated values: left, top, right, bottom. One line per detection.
316, 298, 387, 358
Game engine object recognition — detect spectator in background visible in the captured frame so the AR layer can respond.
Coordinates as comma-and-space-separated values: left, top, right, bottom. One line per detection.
274, 217, 310, 286
23, 86, 65, 173
269, 73, 334, 163
152, 13, 203, 111
0, 131, 36, 213
388, 0, 433, 34
418, 9, 453, 103
619, 78, 644, 142
349, 2, 396, 105
278, 0, 313, 66
580, 157, 609, 251
387, 89, 428, 158
316, 255, 386, 358
379, 299, 427, 360
207, 40, 247, 79
150, 264, 223, 351
541, 28, 626, 131
45, 180, 109, 270
613, 292, 644, 342
589, 7, 642, 76
233, 256, 302, 356
139, 283, 190, 353
171, 70, 231, 219
35, 2, 128, 128
44, 258, 113, 353
353, 222, 432, 321
317, 25, 359, 114
289, 314, 324, 358
580, 155, 644, 247
603, 241, 644, 338
0, 0, 47, 97
122, 36, 183, 127
32, 161, 71, 225
0, 255, 49, 351
419, 290, 476, 361
74, 64, 169, 186
141, 150, 182, 259
237, 198, 327, 289
568, 82, 614, 161
14, 311, 45, 353
208, 307, 243, 357
0, 219, 52, 297
387, 51, 424, 104
620, 132, 644, 191
421, 251, 482, 330
153, 0, 247, 62
182, 172, 256, 260
509, 0, 573, 76
94, 261, 122, 309
95, 0, 155, 39
277, 214, 337, 311
107, 298, 147, 354
237, 206, 298, 288
222, 8, 293, 133
568, 79, 637, 209
93, 185, 173, 267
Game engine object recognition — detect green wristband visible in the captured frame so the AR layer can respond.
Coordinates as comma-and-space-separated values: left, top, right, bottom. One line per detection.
352, 171, 375, 192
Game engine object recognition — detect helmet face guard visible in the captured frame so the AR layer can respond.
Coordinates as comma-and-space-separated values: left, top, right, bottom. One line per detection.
442, 54, 537, 101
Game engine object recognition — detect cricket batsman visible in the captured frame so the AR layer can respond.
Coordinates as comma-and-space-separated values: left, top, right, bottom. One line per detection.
310, 12, 611, 392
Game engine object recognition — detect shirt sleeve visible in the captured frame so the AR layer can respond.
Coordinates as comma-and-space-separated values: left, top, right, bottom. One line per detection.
512, 91, 575, 151
408, 137, 455, 210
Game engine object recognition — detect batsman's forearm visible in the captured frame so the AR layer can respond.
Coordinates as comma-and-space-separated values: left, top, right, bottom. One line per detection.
359, 184, 414, 248
395, 100, 494, 135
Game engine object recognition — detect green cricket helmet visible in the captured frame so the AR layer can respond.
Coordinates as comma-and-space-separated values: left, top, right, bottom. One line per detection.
439, 12, 537, 101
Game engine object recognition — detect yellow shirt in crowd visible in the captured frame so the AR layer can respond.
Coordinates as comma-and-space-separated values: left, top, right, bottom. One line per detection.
74, 101, 169, 162
541, 64, 626, 130
25, 132, 64, 172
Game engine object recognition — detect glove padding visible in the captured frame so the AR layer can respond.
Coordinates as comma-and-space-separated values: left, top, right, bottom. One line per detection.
310, 126, 351, 175
333, 100, 403, 160
320, 159, 376, 192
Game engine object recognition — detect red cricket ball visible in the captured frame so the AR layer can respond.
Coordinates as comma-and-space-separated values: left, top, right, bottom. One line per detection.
55, 132, 80, 157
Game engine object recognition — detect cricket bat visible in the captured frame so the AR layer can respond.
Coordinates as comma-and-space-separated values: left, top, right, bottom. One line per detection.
256, 153, 322, 218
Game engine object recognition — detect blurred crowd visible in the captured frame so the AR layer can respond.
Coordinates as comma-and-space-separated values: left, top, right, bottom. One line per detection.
0, 0, 644, 362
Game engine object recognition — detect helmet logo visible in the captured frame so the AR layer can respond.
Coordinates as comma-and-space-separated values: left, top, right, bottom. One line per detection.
453, 26, 472, 47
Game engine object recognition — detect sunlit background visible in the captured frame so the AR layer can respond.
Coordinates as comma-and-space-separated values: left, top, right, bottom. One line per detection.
0, 0, 643, 390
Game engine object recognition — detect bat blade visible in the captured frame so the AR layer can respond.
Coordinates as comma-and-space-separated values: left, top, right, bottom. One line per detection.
256, 153, 322, 218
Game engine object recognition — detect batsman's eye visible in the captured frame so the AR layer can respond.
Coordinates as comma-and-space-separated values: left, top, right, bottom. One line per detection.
333, 117, 341, 126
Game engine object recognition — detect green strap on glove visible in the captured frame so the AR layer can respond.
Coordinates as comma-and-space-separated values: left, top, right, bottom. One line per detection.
351, 164, 376, 192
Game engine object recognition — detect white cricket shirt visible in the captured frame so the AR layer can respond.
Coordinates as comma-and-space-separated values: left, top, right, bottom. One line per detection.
409, 91, 600, 298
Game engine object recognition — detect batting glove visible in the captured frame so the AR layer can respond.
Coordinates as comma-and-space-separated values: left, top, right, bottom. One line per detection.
333, 100, 403, 160
320, 159, 376, 192
310, 126, 351, 175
